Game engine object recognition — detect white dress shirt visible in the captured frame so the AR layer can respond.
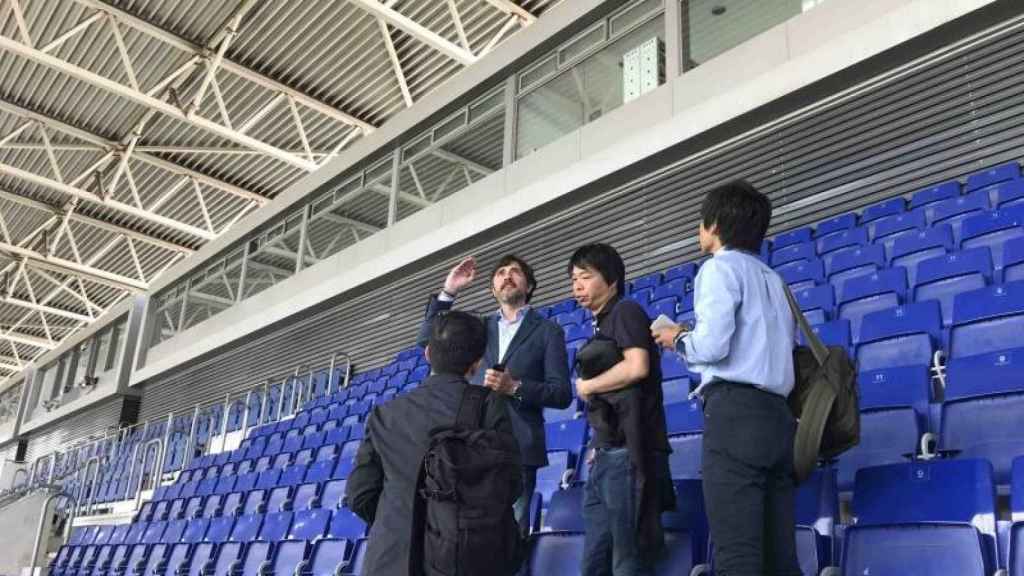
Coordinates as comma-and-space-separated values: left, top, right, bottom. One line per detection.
676, 249, 796, 397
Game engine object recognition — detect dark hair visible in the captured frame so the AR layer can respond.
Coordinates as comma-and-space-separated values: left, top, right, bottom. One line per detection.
490, 254, 537, 303
567, 243, 626, 296
428, 310, 487, 376
699, 179, 772, 253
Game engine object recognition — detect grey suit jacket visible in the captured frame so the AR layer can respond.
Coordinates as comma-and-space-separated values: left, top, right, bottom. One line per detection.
415, 295, 572, 467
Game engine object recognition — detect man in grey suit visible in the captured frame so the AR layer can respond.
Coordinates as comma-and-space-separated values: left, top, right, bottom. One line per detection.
416, 254, 572, 535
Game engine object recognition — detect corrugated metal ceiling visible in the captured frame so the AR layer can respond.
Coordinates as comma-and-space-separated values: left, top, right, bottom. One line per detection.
0, 0, 559, 381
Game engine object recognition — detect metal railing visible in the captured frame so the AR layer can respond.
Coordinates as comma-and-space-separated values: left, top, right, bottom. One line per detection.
15, 349, 353, 516
31, 490, 76, 576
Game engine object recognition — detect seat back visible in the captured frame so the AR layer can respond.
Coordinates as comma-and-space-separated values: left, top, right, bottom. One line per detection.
891, 225, 953, 287
838, 269, 906, 340
950, 281, 1024, 358
328, 507, 366, 540
289, 508, 331, 541
238, 541, 271, 576
861, 197, 905, 225
910, 180, 960, 209
914, 248, 992, 326
855, 301, 942, 371
941, 390, 1024, 484
228, 513, 262, 542
837, 407, 920, 491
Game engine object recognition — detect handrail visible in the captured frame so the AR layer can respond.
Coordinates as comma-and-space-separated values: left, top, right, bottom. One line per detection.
31, 490, 77, 575
22, 350, 353, 496
132, 438, 164, 511
78, 456, 101, 516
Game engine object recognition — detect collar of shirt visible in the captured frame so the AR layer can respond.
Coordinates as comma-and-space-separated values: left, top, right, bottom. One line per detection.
495, 305, 531, 326
594, 294, 622, 325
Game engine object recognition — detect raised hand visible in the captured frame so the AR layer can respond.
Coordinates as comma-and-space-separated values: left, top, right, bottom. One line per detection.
443, 256, 477, 296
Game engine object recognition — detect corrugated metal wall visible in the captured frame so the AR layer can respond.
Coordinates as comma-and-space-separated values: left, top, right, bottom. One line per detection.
134, 14, 1024, 421
22, 397, 126, 462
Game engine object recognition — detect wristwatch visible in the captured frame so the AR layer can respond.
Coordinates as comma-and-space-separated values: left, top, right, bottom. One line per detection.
511, 380, 523, 402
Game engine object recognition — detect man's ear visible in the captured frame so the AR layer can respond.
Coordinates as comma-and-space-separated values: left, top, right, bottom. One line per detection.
424, 345, 431, 365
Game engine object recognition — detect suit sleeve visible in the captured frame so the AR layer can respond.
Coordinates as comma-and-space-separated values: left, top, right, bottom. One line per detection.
415, 295, 455, 348
485, 394, 522, 497
346, 409, 384, 524
515, 322, 572, 410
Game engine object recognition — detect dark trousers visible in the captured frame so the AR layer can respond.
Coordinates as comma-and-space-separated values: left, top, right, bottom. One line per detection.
513, 466, 537, 537
581, 447, 656, 576
702, 382, 801, 576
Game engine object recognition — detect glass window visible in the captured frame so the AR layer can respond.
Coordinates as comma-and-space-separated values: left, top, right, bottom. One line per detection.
682, 0, 801, 70
517, 12, 666, 159
185, 247, 246, 330
94, 327, 113, 374
108, 318, 126, 372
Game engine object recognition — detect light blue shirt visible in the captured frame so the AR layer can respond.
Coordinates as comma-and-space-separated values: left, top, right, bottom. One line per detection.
676, 248, 795, 397
496, 306, 530, 361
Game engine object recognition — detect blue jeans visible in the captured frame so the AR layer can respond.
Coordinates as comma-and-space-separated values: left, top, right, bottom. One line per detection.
581, 447, 653, 576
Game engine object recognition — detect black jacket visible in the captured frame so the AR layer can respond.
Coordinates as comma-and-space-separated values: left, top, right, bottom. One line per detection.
415, 296, 572, 467
346, 374, 520, 576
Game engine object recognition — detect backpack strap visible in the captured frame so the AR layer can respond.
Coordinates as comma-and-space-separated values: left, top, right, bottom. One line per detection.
456, 385, 489, 430
783, 285, 829, 366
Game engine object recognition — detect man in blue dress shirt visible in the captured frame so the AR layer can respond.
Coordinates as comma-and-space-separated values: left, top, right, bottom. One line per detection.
653, 180, 800, 576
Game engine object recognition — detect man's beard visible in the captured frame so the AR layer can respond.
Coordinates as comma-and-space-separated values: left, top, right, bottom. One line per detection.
496, 286, 527, 307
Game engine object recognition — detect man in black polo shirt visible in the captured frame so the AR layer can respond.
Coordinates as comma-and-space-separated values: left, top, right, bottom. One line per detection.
569, 243, 673, 576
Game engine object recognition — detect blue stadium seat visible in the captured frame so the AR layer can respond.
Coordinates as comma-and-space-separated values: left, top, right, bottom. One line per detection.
1012, 456, 1024, 522
856, 301, 942, 371
290, 482, 319, 511
160, 544, 191, 576
236, 541, 271, 576
950, 281, 1024, 359
327, 508, 366, 540
288, 508, 330, 541
793, 285, 834, 325
929, 189, 990, 242
527, 533, 583, 576
1002, 236, 1024, 284
257, 510, 292, 541
799, 319, 852, 355
664, 263, 698, 291
778, 259, 824, 292
857, 365, 931, 425
890, 224, 954, 288
994, 179, 1024, 209
1010, 523, 1024, 576
545, 419, 588, 456
137, 544, 170, 576
228, 513, 262, 542
652, 278, 686, 302
665, 400, 703, 437
161, 520, 187, 543
181, 518, 208, 543
772, 241, 816, 268
868, 209, 924, 256
861, 197, 905, 224
966, 161, 1020, 192
321, 479, 348, 510
842, 459, 998, 576
836, 407, 920, 491
818, 227, 868, 259
773, 227, 813, 250
542, 485, 584, 532
308, 539, 353, 576
815, 213, 857, 239
827, 245, 885, 299
536, 451, 574, 506
661, 352, 698, 385
837, 268, 906, 343
960, 206, 1024, 271
662, 376, 695, 405
909, 179, 960, 210
794, 468, 839, 575
914, 247, 992, 327
941, 348, 1024, 483
631, 272, 663, 291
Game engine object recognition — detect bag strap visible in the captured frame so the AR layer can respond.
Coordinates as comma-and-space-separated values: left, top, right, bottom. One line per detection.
792, 378, 837, 483
783, 285, 829, 367
456, 385, 488, 429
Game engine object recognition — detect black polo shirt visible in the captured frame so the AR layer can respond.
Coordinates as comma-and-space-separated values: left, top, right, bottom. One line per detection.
588, 296, 671, 452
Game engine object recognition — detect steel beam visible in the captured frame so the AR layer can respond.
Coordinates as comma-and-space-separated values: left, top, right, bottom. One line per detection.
0, 297, 93, 323
70, 0, 376, 134
0, 241, 148, 292
0, 187, 193, 254
0, 161, 217, 241
483, 0, 537, 24
3, 331, 54, 349
0, 34, 320, 172
347, 0, 478, 66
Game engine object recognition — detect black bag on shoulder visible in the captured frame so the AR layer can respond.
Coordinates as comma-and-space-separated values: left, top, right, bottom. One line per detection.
784, 287, 860, 484
410, 386, 523, 576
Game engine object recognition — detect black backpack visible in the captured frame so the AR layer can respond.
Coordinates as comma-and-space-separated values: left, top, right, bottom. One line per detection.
784, 287, 861, 484
410, 385, 523, 576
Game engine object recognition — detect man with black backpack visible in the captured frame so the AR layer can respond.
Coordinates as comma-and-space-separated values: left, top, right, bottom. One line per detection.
347, 310, 523, 576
